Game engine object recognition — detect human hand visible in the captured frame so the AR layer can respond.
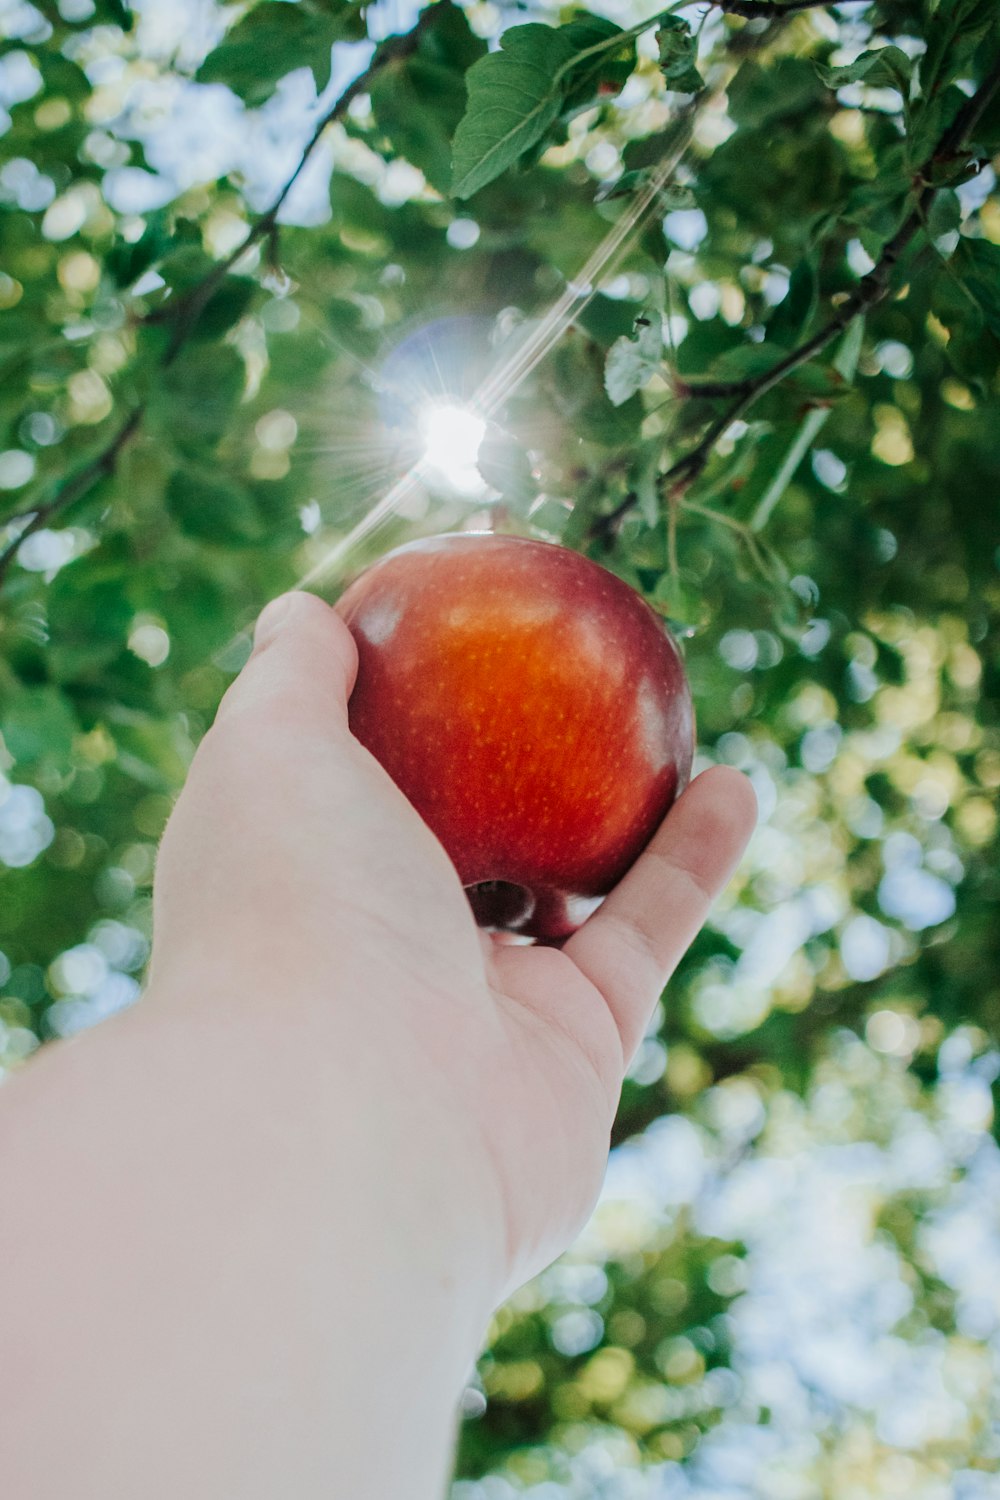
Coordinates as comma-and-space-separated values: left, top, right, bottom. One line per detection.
151, 590, 756, 1305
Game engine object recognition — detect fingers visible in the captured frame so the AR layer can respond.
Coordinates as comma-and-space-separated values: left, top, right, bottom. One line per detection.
214, 591, 359, 736
560, 766, 758, 1068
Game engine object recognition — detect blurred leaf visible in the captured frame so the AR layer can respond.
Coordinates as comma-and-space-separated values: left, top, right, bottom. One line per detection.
950, 238, 1000, 337
727, 55, 827, 128
652, 569, 710, 633
477, 427, 538, 506
559, 14, 635, 116
768, 255, 818, 347
196, 0, 364, 106
630, 441, 661, 529
106, 214, 173, 289
44, 568, 133, 683
166, 469, 267, 545
2, 687, 78, 768
605, 316, 663, 406
148, 345, 245, 455
926, 188, 962, 242
817, 46, 911, 94
656, 17, 703, 95
367, 1, 485, 194
921, 0, 997, 100
575, 293, 647, 348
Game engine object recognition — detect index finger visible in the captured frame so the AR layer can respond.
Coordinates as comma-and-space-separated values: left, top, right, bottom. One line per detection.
560, 765, 757, 1068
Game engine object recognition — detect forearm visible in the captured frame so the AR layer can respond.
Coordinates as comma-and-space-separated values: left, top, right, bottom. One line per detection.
0, 986, 498, 1500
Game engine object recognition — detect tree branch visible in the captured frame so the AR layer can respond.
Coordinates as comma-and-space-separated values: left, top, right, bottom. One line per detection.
718, 0, 869, 16
0, 9, 443, 592
652, 52, 1000, 506
157, 6, 442, 362
0, 407, 144, 587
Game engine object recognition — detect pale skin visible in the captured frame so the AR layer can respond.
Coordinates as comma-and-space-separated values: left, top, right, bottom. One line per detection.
0, 592, 756, 1498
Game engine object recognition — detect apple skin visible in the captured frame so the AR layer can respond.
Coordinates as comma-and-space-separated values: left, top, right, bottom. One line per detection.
334, 532, 694, 942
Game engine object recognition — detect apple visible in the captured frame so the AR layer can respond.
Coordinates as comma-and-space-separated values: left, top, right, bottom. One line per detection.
334, 532, 694, 942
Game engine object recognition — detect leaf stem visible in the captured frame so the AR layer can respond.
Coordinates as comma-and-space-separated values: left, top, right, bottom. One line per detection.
749, 403, 831, 532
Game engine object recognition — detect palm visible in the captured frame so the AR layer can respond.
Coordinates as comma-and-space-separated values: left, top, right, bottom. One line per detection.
483, 948, 624, 1296
439, 770, 755, 1297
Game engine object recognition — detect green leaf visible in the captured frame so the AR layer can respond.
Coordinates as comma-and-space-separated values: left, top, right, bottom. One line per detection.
551, 338, 644, 445
451, 16, 632, 199
196, 0, 363, 107
749, 404, 831, 534
44, 566, 133, 683
832, 316, 864, 384
559, 14, 635, 116
106, 213, 173, 289
926, 188, 962, 245
367, 2, 486, 194
921, 0, 996, 101
96, 0, 133, 27
2, 686, 78, 768
817, 46, 911, 95
150, 344, 245, 455
651, 570, 709, 634
656, 17, 703, 95
476, 427, 538, 507
701, 343, 793, 384
575, 293, 647, 349
192, 280, 258, 340
166, 468, 267, 545
630, 441, 661, 529
768, 255, 818, 348
931, 264, 999, 387
727, 55, 826, 129
951, 238, 1000, 338
605, 316, 663, 406
451, 25, 577, 199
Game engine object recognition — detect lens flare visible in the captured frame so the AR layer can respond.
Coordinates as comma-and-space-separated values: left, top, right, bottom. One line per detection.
419, 402, 488, 495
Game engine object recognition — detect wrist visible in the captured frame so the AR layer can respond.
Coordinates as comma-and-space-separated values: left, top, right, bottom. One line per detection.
0, 978, 500, 1499
135, 974, 507, 1333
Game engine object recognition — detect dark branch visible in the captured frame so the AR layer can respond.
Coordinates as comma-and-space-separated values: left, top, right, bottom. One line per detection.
652, 52, 1000, 506
0, 408, 144, 586
718, 0, 869, 16
0, 8, 442, 595
158, 6, 442, 362
591, 491, 638, 550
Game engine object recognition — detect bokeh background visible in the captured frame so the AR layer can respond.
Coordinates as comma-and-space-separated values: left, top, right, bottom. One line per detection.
1, 0, 999, 1494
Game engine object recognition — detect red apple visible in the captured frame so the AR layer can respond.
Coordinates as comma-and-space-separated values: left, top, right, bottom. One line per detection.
334, 532, 694, 942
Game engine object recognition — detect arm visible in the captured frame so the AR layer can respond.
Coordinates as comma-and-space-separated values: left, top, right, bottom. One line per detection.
0, 984, 497, 1500
0, 592, 755, 1498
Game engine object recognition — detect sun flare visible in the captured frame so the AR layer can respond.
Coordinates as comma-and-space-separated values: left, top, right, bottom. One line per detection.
419, 401, 488, 495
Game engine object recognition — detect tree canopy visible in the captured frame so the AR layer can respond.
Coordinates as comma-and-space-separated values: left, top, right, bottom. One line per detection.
1, 0, 999, 1493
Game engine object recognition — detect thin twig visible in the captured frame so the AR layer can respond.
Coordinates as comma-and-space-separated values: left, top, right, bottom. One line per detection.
718, 0, 869, 16
653, 52, 1000, 503
0, 407, 144, 586
158, 5, 442, 361
591, 491, 638, 549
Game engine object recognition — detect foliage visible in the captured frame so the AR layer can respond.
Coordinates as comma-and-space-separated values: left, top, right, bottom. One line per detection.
1, 0, 999, 1493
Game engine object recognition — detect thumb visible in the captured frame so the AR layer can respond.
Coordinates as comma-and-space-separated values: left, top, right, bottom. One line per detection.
214, 590, 359, 735
149, 593, 358, 985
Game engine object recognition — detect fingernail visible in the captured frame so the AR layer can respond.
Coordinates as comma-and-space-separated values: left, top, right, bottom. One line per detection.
254, 594, 295, 651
